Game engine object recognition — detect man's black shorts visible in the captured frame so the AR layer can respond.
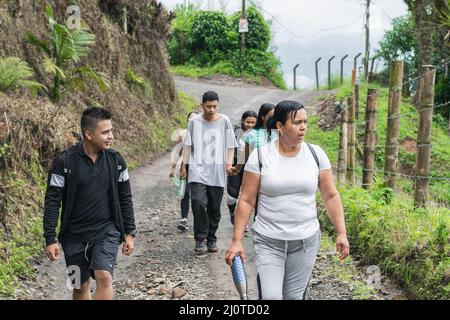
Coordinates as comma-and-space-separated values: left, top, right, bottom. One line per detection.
61, 229, 122, 287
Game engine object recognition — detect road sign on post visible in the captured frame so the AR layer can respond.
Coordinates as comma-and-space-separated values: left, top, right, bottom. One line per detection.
239, 18, 248, 33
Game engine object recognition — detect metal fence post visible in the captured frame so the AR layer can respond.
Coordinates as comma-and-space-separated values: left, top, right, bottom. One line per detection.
328, 56, 336, 90
340, 54, 348, 86
293, 64, 300, 90
315, 57, 322, 90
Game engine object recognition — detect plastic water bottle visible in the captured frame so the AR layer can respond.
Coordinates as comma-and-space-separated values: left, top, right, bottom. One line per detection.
171, 176, 186, 198
231, 255, 248, 300
177, 179, 186, 198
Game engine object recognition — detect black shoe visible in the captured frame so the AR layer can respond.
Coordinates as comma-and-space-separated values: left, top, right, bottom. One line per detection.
207, 241, 219, 253
194, 240, 205, 255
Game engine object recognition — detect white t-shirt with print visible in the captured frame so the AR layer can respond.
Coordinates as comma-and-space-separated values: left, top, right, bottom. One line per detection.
244, 141, 332, 240
184, 113, 238, 188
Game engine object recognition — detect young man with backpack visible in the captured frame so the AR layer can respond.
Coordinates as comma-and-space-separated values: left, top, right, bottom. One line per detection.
43, 106, 136, 300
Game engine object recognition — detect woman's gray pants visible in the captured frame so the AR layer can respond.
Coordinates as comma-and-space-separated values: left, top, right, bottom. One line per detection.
253, 229, 321, 300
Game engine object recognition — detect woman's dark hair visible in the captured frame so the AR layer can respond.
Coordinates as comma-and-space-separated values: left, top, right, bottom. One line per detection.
254, 103, 275, 129
240, 110, 257, 130
266, 100, 305, 141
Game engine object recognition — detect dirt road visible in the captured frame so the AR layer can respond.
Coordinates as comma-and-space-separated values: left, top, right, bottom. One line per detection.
17, 77, 405, 300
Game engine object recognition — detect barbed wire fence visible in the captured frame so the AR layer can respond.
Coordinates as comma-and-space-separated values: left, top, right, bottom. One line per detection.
336, 60, 450, 207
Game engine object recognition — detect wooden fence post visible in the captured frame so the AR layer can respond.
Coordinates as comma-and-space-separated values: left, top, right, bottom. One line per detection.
384, 61, 403, 190
355, 84, 360, 119
414, 65, 436, 208
347, 93, 356, 186
123, 7, 128, 34
338, 105, 348, 184
362, 89, 378, 189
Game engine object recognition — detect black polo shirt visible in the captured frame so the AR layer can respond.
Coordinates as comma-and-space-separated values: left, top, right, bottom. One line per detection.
62, 143, 116, 243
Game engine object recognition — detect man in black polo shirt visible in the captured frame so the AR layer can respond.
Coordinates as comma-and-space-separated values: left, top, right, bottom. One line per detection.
43, 107, 136, 300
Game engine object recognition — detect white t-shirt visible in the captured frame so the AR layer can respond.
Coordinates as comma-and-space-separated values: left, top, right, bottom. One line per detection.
244, 141, 332, 240
184, 113, 238, 187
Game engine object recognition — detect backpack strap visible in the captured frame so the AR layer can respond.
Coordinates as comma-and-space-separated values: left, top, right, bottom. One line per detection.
257, 146, 262, 172
306, 143, 320, 169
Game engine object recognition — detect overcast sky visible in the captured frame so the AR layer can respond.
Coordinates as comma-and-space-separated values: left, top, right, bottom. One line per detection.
160, 0, 408, 89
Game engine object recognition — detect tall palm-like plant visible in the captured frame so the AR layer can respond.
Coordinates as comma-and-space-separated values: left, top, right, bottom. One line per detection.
26, 4, 108, 101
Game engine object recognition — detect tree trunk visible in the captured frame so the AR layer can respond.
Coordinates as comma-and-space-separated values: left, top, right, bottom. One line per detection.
412, 0, 434, 105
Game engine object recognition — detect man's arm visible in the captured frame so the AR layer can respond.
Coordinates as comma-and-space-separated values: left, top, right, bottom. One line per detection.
226, 147, 236, 175
117, 153, 136, 234
180, 122, 192, 179
43, 155, 65, 247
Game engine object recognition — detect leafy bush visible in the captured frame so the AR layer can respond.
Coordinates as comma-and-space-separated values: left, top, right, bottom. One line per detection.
0, 56, 45, 94
318, 183, 450, 299
168, 4, 286, 88
190, 11, 232, 65
167, 1, 199, 65
125, 68, 153, 99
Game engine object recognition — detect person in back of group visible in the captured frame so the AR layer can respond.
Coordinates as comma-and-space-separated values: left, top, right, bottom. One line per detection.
242, 103, 275, 219
225, 100, 349, 300
169, 111, 199, 231
227, 110, 257, 229
43, 106, 137, 300
180, 91, 238, 255
244, 103, 276, 160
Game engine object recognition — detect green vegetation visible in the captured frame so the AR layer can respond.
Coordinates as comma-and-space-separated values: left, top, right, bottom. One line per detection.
168, 3, 286, 89
319, 183, 449, 299
309, 79, 450, 299
0, 166, 46, 297
319, 234, 379, 300
125, 68, 153, 100
0, 56, 46, 94
136, 91, 198, 158
318, 74, 348, 91
25, 4, 108, 101
377, 10, 449, 116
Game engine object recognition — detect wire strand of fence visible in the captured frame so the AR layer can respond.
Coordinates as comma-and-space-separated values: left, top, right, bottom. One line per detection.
394, 60, 450, 91
347, 101, 450, 125
338, 166, 450, 181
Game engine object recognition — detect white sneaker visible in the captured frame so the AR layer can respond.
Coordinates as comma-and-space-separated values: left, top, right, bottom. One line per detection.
178, 218, 188, 231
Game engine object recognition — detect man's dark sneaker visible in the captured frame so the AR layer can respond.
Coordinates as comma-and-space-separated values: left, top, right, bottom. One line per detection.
194, 240, 205, 255
207, 241, 219, 253
178, 218, 188, 231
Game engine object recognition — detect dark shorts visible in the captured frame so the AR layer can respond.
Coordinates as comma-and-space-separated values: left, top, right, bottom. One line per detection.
61, 229, 122, 287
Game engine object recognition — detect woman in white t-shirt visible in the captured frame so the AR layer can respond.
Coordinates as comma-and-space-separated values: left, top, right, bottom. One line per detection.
225, 100, 349, 300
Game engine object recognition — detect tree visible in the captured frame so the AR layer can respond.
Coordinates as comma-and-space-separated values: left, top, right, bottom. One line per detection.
190, 11, 232, 65
404, 0, 435, 104
168, 1, 200, 64
378, 15, 417, 85
25, 4, 108, 102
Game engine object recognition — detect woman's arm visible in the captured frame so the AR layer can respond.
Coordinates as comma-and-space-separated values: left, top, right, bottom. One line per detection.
318, 169, 350, 260
225, 171, 260, 265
